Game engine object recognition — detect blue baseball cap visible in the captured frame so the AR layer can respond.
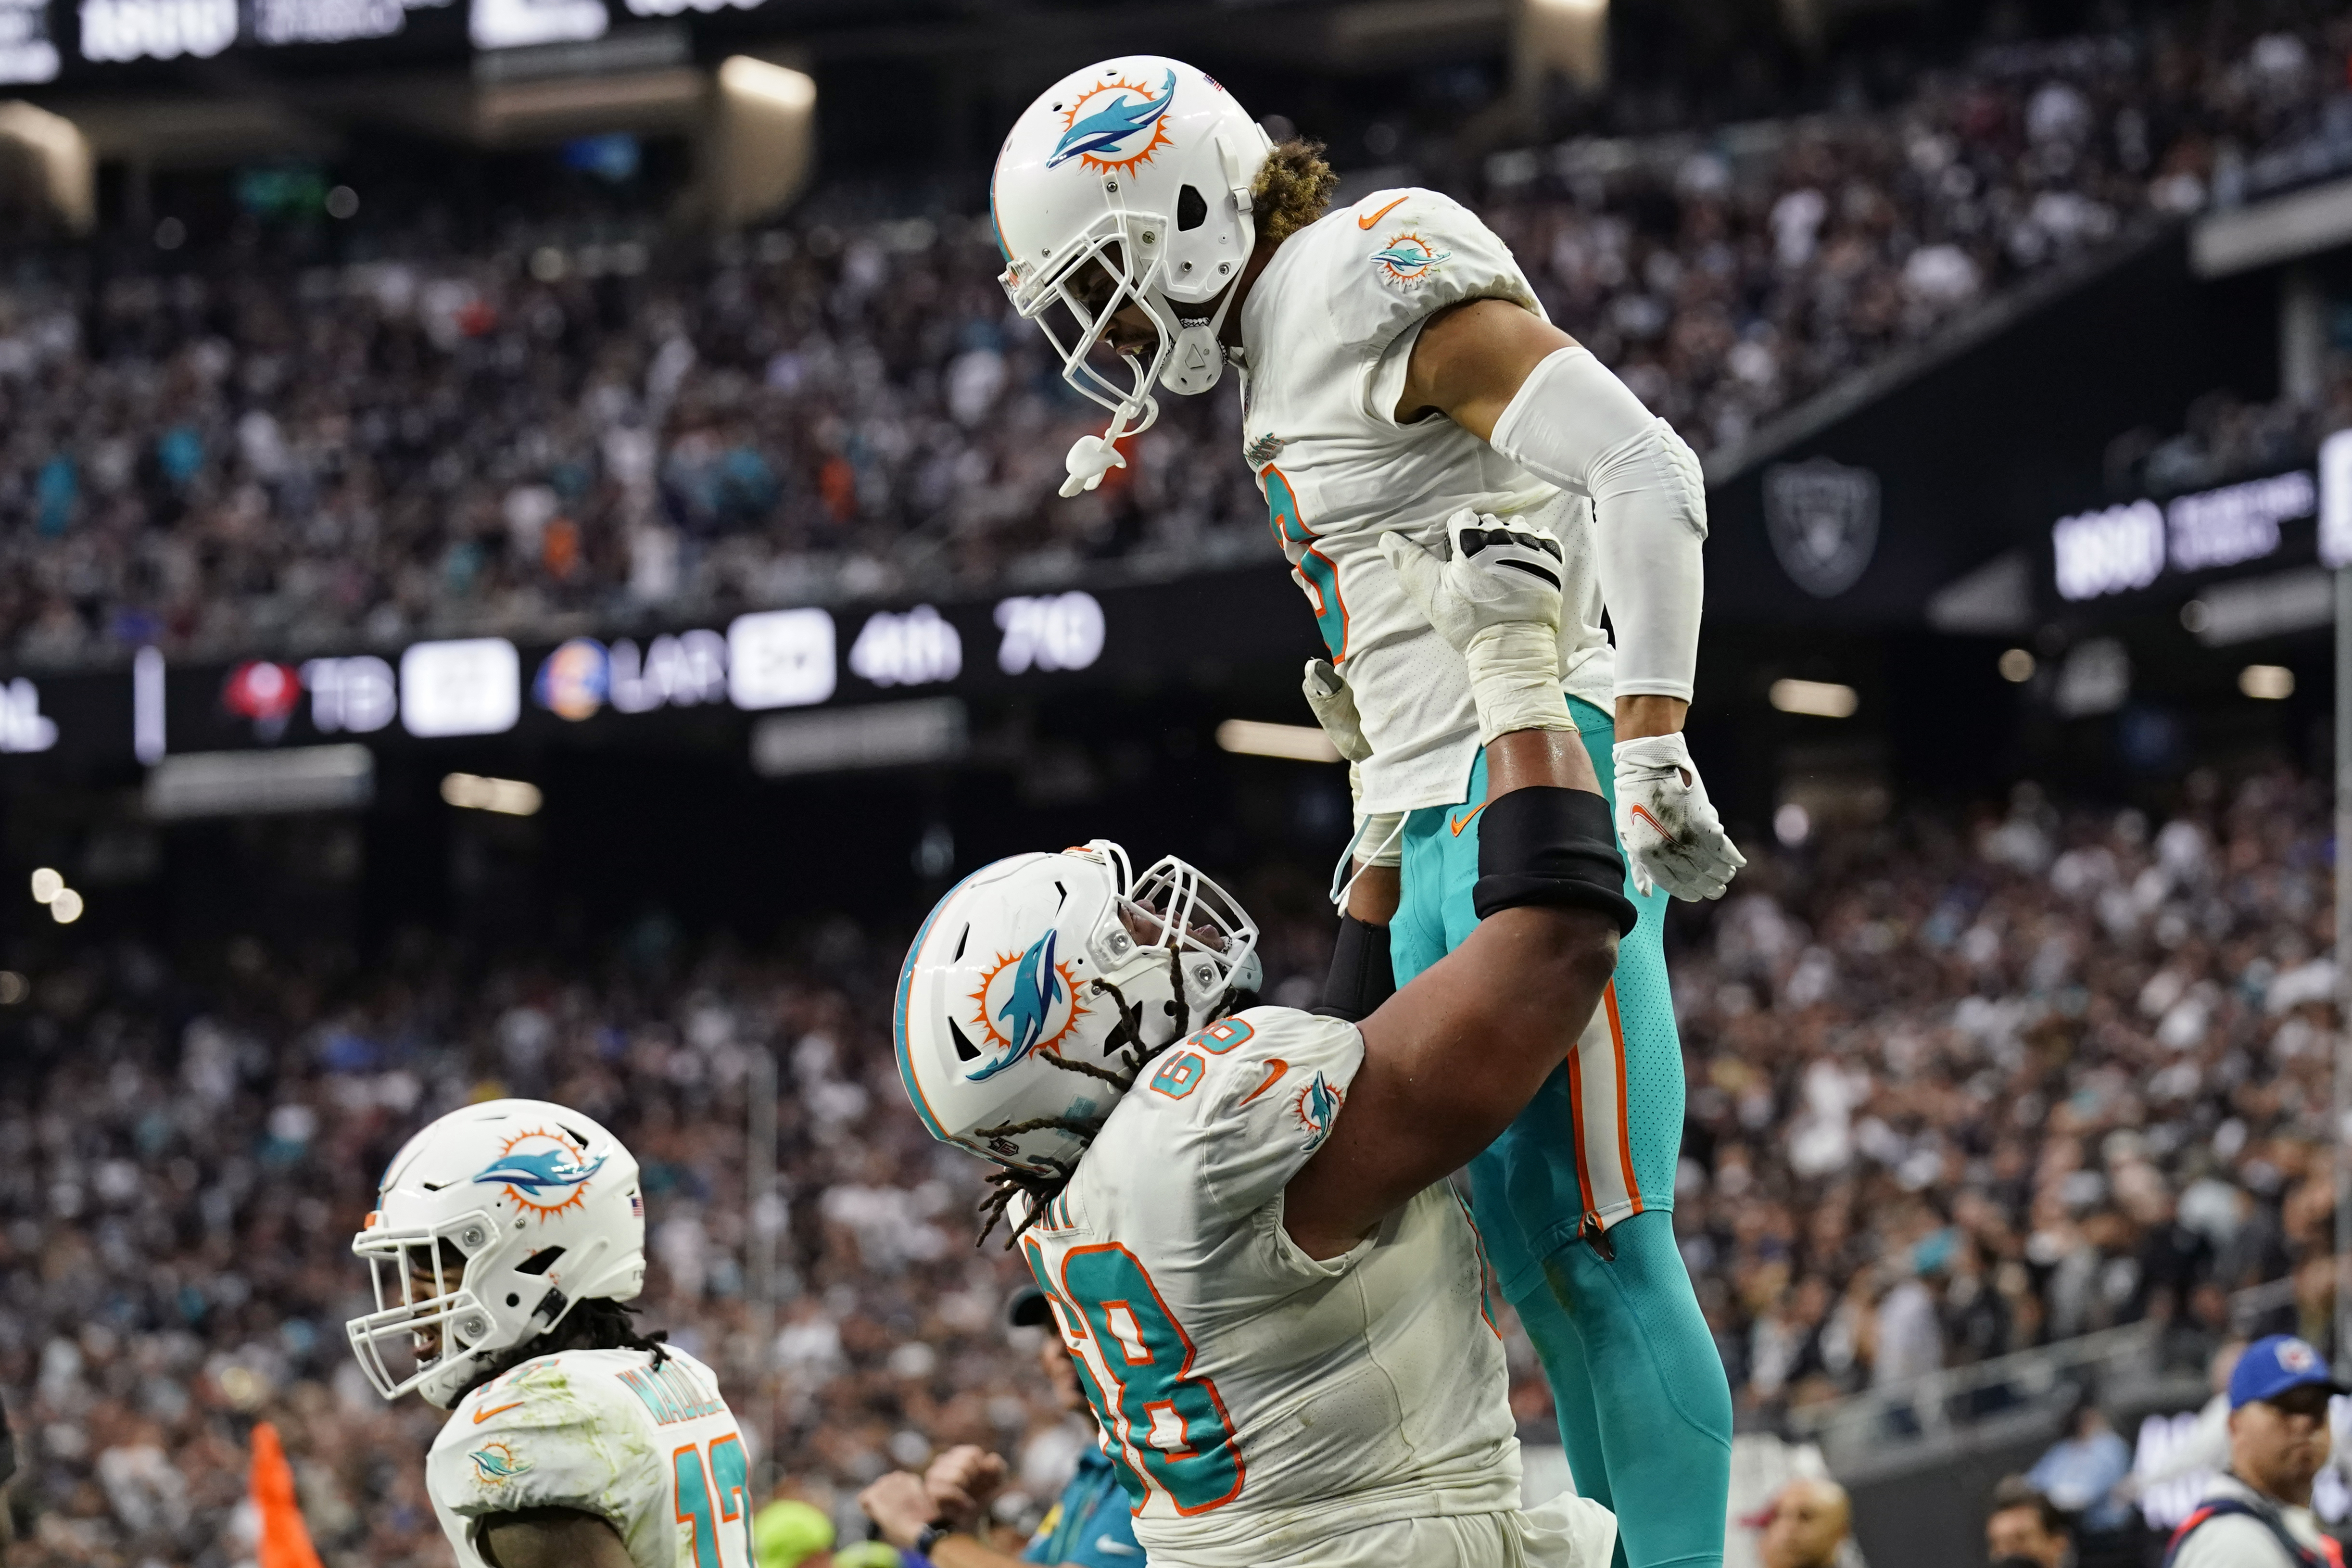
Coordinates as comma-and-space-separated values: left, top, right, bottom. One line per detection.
2228, 1335, 2346, 1408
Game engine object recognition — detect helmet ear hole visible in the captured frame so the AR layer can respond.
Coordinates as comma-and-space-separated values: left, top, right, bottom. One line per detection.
1176, 184, 1208, 231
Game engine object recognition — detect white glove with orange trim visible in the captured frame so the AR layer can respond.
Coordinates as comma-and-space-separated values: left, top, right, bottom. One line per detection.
1612, 732, 1744, 901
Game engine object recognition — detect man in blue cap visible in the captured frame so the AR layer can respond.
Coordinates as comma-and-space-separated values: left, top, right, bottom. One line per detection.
858, 1288, 1141, 1567
2164, 1334, 2346, 1568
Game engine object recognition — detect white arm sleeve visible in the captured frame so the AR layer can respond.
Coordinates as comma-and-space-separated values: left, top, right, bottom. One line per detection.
1486, 346, 1707, 702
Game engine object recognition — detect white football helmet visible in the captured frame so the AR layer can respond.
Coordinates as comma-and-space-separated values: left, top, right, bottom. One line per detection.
895, 840, 1262, 1176
347, 1098, 646, 1409
991, 55, 1274, 496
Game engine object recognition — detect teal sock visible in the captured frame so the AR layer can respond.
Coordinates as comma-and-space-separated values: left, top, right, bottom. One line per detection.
1513, 1212, 1732, 1568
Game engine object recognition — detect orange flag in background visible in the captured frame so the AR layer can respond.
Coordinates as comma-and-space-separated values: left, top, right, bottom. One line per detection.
249, 1421, 325, 1568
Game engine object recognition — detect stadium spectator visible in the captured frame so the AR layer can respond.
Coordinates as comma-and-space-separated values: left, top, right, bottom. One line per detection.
1756, 1474, 1853, 1568
1984, 1476, 2073, 1567
2027, 1392, 2134, 1536
855, 1288, 1138, 1568
2167, 1334, 2342, 1567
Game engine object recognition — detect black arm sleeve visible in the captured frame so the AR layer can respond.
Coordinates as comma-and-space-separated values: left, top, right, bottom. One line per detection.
1312, 913, 1396, 1023
1472, 786, 1638, 934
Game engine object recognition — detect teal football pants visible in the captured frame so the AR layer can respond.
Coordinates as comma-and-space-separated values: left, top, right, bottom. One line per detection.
1389, 697, 1731, 1568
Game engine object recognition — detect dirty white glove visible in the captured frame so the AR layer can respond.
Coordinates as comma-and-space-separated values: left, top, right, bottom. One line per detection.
1303, 658, 1402, 870
1612, 731, 1745, 901
1378, 508, 1573, 747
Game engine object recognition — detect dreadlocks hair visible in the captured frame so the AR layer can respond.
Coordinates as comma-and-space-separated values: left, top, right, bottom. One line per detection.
459, 1296, 670, 1401
1252, 139, 1339, 249
972, 949, 1251, 1252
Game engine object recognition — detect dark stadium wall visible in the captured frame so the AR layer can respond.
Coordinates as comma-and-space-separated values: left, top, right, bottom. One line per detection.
1704, 223, 2280, 630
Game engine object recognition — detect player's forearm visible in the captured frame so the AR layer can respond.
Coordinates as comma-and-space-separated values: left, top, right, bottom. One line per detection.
1485, 726, 1598, 797
923, 1530, 1034, 1568
1614, 693, 1687, 740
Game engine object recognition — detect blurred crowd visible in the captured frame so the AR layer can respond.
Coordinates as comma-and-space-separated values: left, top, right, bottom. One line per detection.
2105, 343, 2352, 500
0, 8, 2348, 669
0, 766, 2339, 1562
1675, 769, 2335, 1427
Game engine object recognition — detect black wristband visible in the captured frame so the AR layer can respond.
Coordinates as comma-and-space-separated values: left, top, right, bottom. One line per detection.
1472, 786, 1638, 934
1312, 913, 1396, 1022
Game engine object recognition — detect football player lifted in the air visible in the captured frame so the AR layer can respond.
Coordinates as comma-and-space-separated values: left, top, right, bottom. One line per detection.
897, 514, 1629, 1568
347, 1099, 755, 1568
991, 58, 1739, 1568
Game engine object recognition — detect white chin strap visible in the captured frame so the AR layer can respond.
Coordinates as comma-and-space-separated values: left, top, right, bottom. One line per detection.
1060, 285, 1239, 498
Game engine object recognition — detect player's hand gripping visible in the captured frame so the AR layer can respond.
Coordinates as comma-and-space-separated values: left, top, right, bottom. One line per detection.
1614, 731, 1745, 900
1378, 508, 1574, 746
1303, 658, 1403, 872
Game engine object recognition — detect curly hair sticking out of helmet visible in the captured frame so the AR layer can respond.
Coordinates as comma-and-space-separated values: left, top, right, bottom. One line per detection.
1253, 138, 1340, 249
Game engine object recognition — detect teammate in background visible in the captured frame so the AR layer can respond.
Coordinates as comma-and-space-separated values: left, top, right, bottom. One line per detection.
347, 1098, 755, 1568
856, 1288, 1141, 1566
991, 56, 1739, 1568
897, 516, 1627, 1566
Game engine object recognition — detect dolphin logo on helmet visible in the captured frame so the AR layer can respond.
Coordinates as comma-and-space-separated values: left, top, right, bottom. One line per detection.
471, 1146, 608, 1196
1047, 70, 1177, 170
972, 930, 1065, 1081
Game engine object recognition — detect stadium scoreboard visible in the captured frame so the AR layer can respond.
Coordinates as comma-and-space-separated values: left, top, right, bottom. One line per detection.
0, 0, 772, 80
0, 567, 1314, 771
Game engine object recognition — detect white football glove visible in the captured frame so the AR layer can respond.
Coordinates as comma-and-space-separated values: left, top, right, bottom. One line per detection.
1378, 509, 1574, 747
1613, 731, 1745, 901
1303, 658, 1402, 873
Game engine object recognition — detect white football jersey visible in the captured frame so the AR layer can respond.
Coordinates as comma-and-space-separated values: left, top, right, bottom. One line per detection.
427, 1346, 753, 1568
1236, 188, 1617, 815
1019, 1005, 1527, 1567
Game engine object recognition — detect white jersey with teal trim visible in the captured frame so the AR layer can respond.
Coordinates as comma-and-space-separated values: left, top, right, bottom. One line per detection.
427, 1346, 753, 1568
1235, 187, 1617, 816
1018, 1004, 1539, 1568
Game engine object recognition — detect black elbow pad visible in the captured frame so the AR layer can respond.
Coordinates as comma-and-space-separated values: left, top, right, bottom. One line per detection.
1472, 786, 1638, 935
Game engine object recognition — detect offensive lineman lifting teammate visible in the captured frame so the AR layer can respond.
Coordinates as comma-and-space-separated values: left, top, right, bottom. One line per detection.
988, 58, 1742, 1568
898, 509, 1630, 1566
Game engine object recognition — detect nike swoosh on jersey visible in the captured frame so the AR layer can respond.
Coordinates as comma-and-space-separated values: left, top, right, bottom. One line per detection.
472, 1401, 523, 1424
1357, 195, 1408, 229
1238, 1059, 1290, 1106
1449, 802, 1489, 836
1094, 1538, 1142, 1557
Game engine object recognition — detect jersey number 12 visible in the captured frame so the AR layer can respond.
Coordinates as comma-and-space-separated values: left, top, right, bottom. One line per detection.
674, 1433, 753, 1568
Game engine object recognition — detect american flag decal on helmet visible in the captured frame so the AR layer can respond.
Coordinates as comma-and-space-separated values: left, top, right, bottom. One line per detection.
630, 1193, 643, 1218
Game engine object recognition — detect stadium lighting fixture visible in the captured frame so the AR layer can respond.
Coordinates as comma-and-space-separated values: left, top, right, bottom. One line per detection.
0, 972, 25, 1005
1215, 720, 1342, 762
441, 773, 544, 816
49, 887, 82, 923
1998, 649, 2036, 683
718, 56, 814, 111
2240, 664, 2295, 700
29, 867, 62, 903
1768, 679, 1859, 718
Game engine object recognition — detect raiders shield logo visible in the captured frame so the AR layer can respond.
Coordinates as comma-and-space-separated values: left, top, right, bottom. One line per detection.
1764, 458, 1881, 599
